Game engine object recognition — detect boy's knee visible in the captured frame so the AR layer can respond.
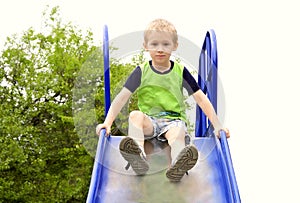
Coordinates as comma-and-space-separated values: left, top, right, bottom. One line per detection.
166, 127, 185, 142
129, 110, 144, 121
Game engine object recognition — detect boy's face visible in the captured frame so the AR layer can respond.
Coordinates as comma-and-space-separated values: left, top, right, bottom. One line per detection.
144, 31, 178, 67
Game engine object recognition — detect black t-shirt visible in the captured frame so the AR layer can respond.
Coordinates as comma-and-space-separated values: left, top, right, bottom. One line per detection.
124, 60, 200, 96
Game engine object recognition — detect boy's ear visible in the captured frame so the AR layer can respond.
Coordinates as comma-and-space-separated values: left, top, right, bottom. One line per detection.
173, 42, 178, 51
143, 42, 148, 51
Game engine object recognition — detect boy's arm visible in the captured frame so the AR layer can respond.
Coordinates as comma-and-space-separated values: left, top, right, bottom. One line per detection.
192, 90, 229, 138
96, 87, 132, 136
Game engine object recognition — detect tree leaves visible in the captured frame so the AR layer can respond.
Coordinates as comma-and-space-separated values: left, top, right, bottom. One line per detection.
0, 5, 144, 202
0, 6, 94, 203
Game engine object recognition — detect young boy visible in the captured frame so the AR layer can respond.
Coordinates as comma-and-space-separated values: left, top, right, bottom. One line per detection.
96, 19, 230, 182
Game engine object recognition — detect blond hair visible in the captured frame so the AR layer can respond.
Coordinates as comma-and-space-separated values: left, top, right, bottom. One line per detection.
144, 19, 178, 43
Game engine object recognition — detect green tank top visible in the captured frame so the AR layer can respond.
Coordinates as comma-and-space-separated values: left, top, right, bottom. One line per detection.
137, 61, 187, 122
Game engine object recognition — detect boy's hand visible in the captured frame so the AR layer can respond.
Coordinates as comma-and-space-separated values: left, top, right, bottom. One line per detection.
96, 123, 111, 137
215, 128, 230, 138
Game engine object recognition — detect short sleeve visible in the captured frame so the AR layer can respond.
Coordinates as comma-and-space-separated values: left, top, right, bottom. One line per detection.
183, 67, 200, 95
123, 66, 142, 93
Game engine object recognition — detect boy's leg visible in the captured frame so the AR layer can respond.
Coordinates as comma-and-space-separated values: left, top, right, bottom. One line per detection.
165, 126, 198, 182
128, 110, 154, 148
119, 111, 154, 175
164, 126, 186, 160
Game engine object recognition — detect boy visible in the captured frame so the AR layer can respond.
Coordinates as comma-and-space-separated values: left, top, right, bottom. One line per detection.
96, 19, 230, 182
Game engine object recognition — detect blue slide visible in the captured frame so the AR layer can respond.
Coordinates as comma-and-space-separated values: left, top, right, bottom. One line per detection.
86, 26, 241, 203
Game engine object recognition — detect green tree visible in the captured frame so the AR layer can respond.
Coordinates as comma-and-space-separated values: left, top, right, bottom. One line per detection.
0, 6, 97, 202
0, 6, 144, 202
1, 5, 195, 202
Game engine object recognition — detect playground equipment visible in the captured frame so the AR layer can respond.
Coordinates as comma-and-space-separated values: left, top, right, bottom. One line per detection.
86, 25, 241, 203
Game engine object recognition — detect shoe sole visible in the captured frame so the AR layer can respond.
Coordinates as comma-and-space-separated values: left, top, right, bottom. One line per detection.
166, 145, 198, 182
119, 137, 149, 175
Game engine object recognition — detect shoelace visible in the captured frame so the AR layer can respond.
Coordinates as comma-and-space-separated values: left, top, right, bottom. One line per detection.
125, 162, 131, 170
124, 150, 147, 170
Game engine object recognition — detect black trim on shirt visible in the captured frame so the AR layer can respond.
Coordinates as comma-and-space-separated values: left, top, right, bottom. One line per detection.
183, 67, 200, 95
149, 60, 174, 74
124, 66, 142, 93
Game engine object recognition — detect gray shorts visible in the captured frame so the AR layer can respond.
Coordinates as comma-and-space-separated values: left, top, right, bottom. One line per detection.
145, 116, 188, 142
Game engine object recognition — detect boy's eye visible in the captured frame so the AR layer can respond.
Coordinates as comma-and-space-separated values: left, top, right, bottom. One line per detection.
150, 43, 158, 46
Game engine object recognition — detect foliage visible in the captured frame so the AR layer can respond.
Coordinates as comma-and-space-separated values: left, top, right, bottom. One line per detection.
0, 5, 143, 202
0, 6, 96, 202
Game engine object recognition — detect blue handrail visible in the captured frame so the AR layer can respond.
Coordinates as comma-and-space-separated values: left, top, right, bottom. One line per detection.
196, 30, 218, 137
103, 25, 111, 116
87, 25, 111, 203
86, 129, 108, 203
196, 29, 241, 202
220, 130, 241, 202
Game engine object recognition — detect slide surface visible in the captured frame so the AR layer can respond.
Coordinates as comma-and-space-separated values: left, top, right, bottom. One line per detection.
87, 131, 239, 203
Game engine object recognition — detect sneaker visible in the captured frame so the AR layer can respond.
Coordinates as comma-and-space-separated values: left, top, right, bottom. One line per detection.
166, 145, 198, 182
119, 137, 149, 175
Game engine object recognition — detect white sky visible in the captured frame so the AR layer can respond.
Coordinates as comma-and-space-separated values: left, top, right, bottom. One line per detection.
1, 0, 300, 202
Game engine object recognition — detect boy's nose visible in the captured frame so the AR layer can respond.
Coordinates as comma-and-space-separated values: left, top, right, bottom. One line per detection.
157, 45, 164, 52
